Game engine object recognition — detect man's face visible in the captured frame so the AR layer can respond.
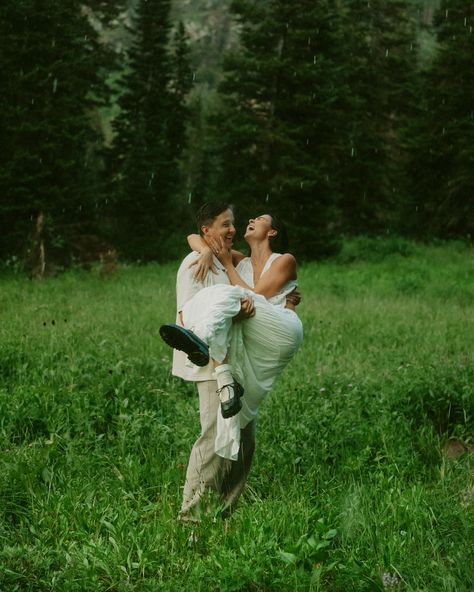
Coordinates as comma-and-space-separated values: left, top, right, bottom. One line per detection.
202, 209, 236, 248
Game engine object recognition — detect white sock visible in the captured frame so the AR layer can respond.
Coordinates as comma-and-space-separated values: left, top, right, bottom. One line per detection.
215, 364, 233, 401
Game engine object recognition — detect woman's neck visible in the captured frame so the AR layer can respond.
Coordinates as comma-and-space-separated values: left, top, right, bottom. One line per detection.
246, 239, 274, 284
248, 240, 273, 266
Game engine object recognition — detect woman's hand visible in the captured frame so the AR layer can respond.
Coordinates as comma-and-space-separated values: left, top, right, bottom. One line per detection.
209, 237, 233, 267
188, 246, 217, 282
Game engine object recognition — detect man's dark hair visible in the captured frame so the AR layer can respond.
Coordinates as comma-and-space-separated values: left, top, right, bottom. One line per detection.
196, 202, 233, 236
268, 213, 289, 253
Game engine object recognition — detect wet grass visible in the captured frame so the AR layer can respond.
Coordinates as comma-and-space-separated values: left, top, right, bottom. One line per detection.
0, 240, 473, 591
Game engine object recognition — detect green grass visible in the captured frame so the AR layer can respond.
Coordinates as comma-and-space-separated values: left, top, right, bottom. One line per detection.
0, 241, 473, 591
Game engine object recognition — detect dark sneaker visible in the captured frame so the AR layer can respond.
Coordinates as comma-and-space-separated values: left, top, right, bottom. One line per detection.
217, 381, 244, 418
159, 324, 209, 367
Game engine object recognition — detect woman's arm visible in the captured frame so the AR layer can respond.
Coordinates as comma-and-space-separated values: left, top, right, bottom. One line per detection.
187, 234, 216, 282
187, 234, 245, 266
215, 240, 297, 299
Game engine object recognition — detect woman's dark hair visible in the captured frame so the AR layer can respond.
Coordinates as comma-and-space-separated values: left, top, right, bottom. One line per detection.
196, 202, 233, 235
268, 213, 289, 253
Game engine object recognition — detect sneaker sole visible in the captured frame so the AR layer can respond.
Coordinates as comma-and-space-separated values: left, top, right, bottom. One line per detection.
159, 324, 209, 367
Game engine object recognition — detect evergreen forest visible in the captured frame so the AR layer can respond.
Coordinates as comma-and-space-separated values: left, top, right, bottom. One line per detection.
0, 0, 472, 269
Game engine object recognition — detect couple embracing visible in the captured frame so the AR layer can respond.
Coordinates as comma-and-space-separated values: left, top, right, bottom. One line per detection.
161, 202, 303, 522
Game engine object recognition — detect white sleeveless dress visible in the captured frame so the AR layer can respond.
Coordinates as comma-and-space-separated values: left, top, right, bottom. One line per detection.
181, 253, 303, 459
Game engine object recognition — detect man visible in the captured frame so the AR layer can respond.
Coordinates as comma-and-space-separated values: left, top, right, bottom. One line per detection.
173, 202, 256, 522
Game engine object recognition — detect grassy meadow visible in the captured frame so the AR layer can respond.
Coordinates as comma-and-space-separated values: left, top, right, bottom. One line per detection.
0, 239, 473, 591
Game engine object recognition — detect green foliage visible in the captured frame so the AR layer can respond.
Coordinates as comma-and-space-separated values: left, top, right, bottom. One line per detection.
338, 0, 419, 234
200, 0, 424, 258
207, 0, 344, 259
0, 240, 472, 590
0, 0, 111, 260
406, 0, 474, 238
106, 0, 194, 261
335, 235, 417, 263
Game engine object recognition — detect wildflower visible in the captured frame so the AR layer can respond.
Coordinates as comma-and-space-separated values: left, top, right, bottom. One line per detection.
382, 572, 401, 588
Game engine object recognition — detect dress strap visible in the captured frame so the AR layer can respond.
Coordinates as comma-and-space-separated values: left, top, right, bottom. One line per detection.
262, 252, 282, 275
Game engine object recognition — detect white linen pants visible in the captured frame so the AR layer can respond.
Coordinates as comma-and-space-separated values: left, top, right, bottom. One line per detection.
179, 380, 256, 522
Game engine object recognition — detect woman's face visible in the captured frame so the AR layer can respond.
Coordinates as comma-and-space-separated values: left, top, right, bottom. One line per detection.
244, 214, 274, 240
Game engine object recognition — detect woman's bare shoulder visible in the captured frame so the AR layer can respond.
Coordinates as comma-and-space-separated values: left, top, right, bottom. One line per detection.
273, 252, 297, 267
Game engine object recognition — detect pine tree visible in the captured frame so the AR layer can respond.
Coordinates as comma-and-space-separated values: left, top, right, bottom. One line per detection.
210, 0, 345, 258
408, 0, 474, 237
169, 21, 193, 164
338, 0, 419, 234
0, 0, 110, 262
108, 0, 192, 261
183, 91, 213, 210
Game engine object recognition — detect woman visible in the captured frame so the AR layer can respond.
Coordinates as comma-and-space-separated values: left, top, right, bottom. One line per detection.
160, 213, 303, 459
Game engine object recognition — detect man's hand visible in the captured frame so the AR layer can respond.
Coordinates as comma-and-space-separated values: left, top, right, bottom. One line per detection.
188, 247, 217, 282
233, 297, 255, 322
285, 288, 301, 308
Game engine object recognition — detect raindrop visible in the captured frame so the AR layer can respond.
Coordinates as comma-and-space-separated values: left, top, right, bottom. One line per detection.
351, 147, 355, 157
410, 42, 413, 51
445, 9, 449, 19
192, 72, 196, 81
51, 38, 56, 48
31, 98, 35, 105
385, 49, 389, 58
442, 127, 446, 135
300, 181, 303, 189
306, 138, 309, 145
307, 36, 311, 45
464, 17, 467, 27
53, 78, 58, 93
188, 192, 192, 204
265, 194, 269, 202
313, 55, 316, 64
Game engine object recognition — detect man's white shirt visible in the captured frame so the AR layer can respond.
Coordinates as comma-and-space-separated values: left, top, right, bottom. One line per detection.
172, 251, 230, 381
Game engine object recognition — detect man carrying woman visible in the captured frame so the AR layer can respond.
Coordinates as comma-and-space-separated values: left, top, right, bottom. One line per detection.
164, 202, 302, 522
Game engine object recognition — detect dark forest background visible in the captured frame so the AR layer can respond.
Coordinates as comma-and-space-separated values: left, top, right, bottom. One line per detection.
0, 0, 472, 271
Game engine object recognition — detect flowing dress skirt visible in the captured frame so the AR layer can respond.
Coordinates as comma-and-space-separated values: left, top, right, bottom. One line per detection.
182, 284, 303, 427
